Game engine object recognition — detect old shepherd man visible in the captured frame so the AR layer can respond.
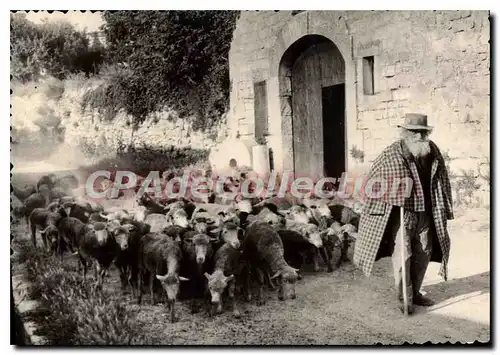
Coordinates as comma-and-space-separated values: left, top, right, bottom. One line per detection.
353, 113, 454, 315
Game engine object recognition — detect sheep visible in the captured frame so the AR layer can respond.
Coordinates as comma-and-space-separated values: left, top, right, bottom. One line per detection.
137, 232, 189, 323
244, 201, 287, 230
242, 221, 299, 305
278, 229, 319, 277
36, 174, 57, 192
28, 207, 64, 250
136, 192, 169, 214
180, 233, 217, 313
319, 221, 351, 269
207, 220, 243, 250
204, 242, 244, 317
111, 220, 151, 295
54, 174, 79, 190
190, 207, 221, 234
328, 204, 360, 229
75, 221, 125, 290
18, 192, 49, 226
99, 208, 131, 223
11, 184, 37, 201
283, 219, 325, 272
145, 213, 171, 233
56, 217, 87, 261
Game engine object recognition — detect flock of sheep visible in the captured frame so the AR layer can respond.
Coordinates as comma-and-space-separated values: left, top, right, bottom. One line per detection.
11, 170, 360, 323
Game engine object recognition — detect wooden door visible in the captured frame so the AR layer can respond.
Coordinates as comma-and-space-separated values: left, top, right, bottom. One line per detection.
291, 46, 322, 181
322, 84, 346, 181
291, 42, 345, 182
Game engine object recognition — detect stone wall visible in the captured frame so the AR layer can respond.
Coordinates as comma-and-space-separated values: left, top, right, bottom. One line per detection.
227, 10, 490, 200
11, 77, 228, 166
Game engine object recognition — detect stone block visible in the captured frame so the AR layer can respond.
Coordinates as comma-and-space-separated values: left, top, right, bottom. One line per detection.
377, 90, 392, 103
383, 64, 396, 78
387, 76, 398, 90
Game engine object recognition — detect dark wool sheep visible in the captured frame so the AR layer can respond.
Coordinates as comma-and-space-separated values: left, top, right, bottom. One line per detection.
180, 232, 217, 313
36, 174, 57, 192
19, 192, 49, 225
28, 207, 64, 250
76, 221, 121, 290
328, 204, 360, 229
11, 184, 36, 201
204, 242, 244, 317
138, 232, 189, 323
242, 221, 299, 305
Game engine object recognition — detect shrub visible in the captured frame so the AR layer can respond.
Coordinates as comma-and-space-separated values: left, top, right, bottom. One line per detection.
80, 145, 209, 178
14, 239, 146, 345
10, 13, 105, 83
453, 169, 481, 206
81, 11, 240, 130
349, 145, 365, 163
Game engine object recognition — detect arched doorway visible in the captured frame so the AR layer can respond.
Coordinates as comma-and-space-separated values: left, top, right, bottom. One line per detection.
279, 35, 346, 183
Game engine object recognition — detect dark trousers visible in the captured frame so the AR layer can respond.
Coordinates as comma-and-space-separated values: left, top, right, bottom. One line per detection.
387, 209, 434, 304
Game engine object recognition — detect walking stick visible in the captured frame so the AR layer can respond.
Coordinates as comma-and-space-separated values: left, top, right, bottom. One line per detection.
400, 206, 409, 316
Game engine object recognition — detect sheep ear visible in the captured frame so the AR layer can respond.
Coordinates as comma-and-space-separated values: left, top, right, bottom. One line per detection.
209, 227, 222, 235
156, 274, 167, 281
204, 272, 211, 280
209, 237, 218, 242
270, 271, 281, 280
226, 274, 235, 282
178, 276, 190, 282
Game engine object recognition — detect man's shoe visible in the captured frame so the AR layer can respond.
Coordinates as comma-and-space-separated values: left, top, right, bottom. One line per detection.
413, 292, 435, 306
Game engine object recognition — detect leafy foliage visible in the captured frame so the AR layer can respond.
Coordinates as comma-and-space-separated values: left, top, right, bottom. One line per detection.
82, 10, 240, 130
14, 239, 148, 345
80, 144, 209, 178
10, 13, 105, 82
349, 145, 365, 163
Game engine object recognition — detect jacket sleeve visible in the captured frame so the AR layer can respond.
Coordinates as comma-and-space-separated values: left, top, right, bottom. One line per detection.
434, 144, 454, 220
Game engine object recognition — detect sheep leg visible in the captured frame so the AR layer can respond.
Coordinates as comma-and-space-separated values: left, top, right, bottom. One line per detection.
169, 300, 176, 323
80, 255, 87, 280
228, 278, 240, 318
29, 221, 37, 249
129, 265, 138, 298
255, 267, 266, 306
243, 265, 252, 302
149, 273, 156, 305
95, 263, 102, 291
312, 248, 320, 272
57, 235, 64, 262
318, 246, 332, 272
264, 268, 277, 290
137, 270, 143, 305
341, 233, 350, 262
119, 266, 128, 293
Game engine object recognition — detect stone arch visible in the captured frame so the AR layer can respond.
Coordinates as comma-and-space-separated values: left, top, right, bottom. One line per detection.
267, 13, 357, 176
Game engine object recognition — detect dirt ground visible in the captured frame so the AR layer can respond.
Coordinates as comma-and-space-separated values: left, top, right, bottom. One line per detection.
11, 171, 490, 345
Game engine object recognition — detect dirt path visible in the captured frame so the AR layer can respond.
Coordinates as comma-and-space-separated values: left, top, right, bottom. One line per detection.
11, 203, 490, 345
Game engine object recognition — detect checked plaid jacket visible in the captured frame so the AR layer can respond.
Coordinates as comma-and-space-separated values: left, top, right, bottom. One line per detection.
352, 139, 454, 281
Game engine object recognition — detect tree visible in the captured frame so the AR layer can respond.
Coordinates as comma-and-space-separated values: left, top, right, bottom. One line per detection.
85, 10, 240, 130
10, 14, 105, 82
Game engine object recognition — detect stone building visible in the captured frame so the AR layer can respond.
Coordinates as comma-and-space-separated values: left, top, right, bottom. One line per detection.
225, 10, 490, 184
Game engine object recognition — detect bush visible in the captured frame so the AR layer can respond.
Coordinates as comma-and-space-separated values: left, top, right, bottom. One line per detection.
81, 11, 240, 130
14, 239, 146, 345
10, 13, 105, 83
80, 144, 209, 178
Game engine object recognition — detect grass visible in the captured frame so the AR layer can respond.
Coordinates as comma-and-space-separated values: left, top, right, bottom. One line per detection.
12, 237, 151, 345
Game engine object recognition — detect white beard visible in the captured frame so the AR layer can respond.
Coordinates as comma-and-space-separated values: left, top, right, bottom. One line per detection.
406, 140, 431, 158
